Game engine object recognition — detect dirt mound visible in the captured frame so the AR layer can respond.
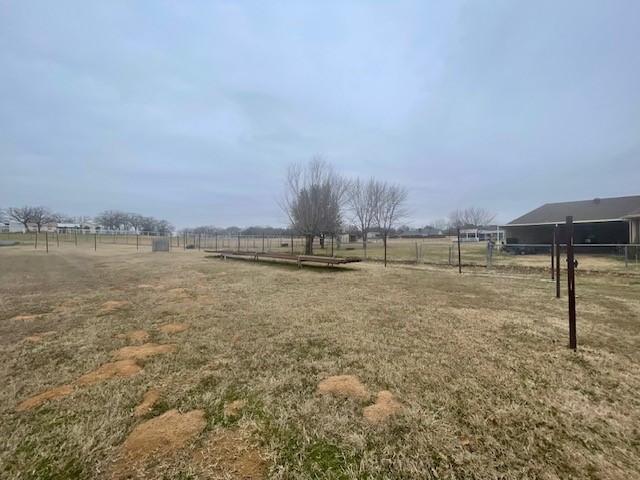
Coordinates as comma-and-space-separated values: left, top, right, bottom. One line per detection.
120, 409, 206, 462
112, 343, 176, 360
99, 300, 130, 315
12, 314, 39, 321
24, 331, 55, 343
193, 429, 267, 479
363, 390, 402, 424
158, 323, 189, 334
134, 389, 161, 417
77, 359, 142, 386
117, 330, 150, 343
317, 375, 369, 400
16, 384, 74, 411
223, 399, 247, 417
168, 287, 191, 298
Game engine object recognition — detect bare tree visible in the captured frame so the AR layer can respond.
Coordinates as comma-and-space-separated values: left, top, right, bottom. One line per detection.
347, 177, 381, 258
8, 206, 36, 232
374, 182, 409, 267
281, 157, 348, 255
448, 207, 495, 229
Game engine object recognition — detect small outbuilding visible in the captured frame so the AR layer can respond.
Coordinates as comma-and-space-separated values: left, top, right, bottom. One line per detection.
504, 195, 640, 245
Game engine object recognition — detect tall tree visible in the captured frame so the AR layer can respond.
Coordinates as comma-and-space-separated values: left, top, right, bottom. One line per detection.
8, 206, 36, 232
374, 183, 409, 267
281, 157, 348, 255
347, 177, 381, 258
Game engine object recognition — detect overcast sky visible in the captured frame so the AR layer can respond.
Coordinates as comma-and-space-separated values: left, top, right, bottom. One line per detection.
1, 1, 639, 228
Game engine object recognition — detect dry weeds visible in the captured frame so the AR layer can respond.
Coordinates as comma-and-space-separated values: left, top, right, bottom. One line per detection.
223, 399, 247, 417
193, 429, 267, 479
133, 388, 161, 417
2, 246, 639, 479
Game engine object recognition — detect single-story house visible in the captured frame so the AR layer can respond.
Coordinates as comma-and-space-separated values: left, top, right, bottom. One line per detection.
459, 226, 505, 243
504, 195, 640, 244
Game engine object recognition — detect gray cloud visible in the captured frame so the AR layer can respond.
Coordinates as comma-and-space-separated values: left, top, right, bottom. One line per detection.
1, 0, 639, 228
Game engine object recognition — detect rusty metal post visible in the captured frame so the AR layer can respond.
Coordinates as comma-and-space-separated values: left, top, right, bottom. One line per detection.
237, 234, 240, 252
331, 233, 334, 256
624, 245, 628, 268
551, 229, 555, 280
56, 231, 59, 248
94, 233, 97, 251
75, 229, 78, 247
35, 231, 38, 249
45, 231, 49, 253
566, 216, 577, 350
457, 228, 462, 274
555, 225, 560, 298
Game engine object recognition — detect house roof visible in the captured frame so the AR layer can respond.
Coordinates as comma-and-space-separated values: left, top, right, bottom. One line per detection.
507, 195, 640, 226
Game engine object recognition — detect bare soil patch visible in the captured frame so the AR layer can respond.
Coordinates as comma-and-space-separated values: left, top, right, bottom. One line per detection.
318, 375, 369, 400
16, 384, 74, 412
99, 300, 130, 315
193, 429, 267, 480
114, 409, 206, 477
12, 314, 39, 321
223, 399, 247, 417
117, 330, 149, 343
24, 331, 55, 343
159, 323, 189, 334
112, 343, 176, 360
133, 389, 161, 417
363, 390, 403, 424
76, 359, 142, 386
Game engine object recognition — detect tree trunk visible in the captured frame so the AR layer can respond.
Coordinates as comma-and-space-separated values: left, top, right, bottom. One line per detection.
362, 231, 367, 259
383, 235, 387, 267
305, 235, 313, 255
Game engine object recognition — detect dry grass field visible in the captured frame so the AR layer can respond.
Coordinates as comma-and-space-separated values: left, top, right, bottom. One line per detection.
1, 245, 639, 479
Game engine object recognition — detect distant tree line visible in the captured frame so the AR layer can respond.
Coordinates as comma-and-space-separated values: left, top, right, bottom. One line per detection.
0, 205, 173, 234
181, 225, 292, 236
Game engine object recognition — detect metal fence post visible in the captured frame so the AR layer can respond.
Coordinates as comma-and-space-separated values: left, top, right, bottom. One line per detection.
35, 231, 38, 249
94, 233, 97, 251
551, 229, 555, 280
624, 245, 628, 268
457, 228, 462, 274
566, 216, 577, 350
555, 225, 560, 299
45, 231, 49, 253
75, 229, 78, 247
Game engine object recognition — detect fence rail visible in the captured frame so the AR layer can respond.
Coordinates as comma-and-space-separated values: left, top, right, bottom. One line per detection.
2, 231, 639, 273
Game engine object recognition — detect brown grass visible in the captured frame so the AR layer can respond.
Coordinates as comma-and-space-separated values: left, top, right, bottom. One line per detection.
1, 245, 639, 479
